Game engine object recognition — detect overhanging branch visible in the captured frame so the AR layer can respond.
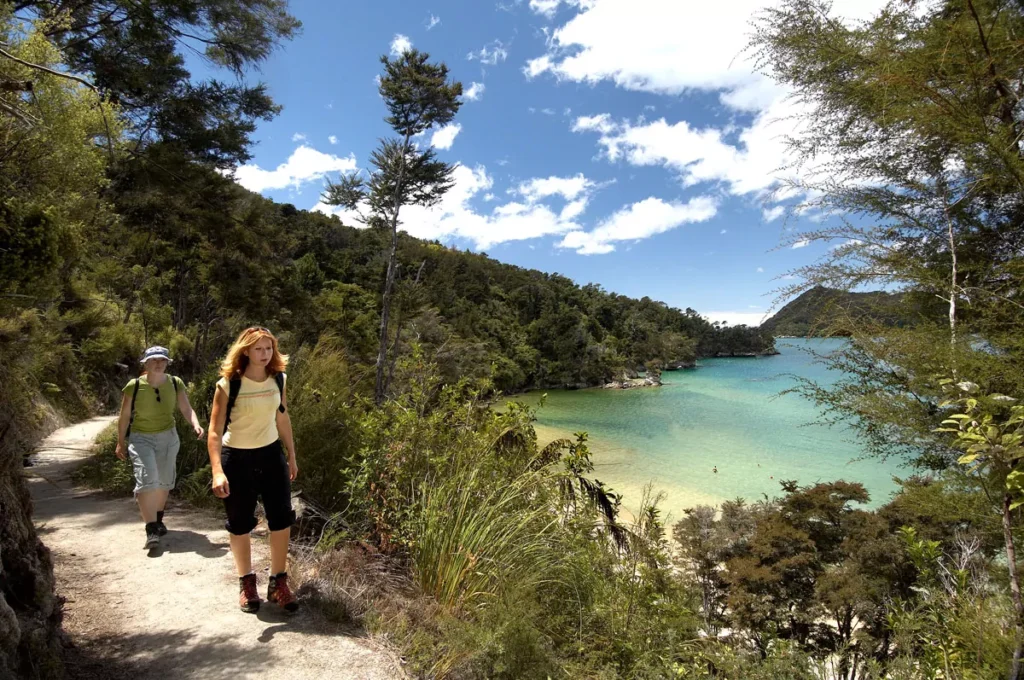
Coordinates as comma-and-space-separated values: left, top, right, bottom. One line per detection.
0, 47, 97, 91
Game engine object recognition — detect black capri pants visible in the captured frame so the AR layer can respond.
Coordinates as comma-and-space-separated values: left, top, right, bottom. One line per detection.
221, 440, 295, 535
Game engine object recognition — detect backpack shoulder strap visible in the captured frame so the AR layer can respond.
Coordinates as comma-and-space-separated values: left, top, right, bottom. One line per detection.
126, 378, 142, 439
223, 377, 242, 435
274, 372, 286, 413
170, 375, 180, 394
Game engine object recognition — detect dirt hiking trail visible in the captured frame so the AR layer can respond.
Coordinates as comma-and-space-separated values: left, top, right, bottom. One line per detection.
27, 417, 404, 680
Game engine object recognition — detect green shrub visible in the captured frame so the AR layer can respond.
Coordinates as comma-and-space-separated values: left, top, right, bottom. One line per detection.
286, 338, 365, 513
73, 424, 135, 495
177, 465, 220, 509
349, 350, 539, 551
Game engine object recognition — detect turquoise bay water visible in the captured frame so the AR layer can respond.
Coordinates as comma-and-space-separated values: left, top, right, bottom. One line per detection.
511, 339, 906, 519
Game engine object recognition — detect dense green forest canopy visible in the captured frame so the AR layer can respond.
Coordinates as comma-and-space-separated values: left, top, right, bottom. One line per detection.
100, 179, 776, 394
762, 286, 914, 337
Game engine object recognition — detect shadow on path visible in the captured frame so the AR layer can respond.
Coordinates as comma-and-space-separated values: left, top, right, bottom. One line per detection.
146, 529, 229, 559
65, 629, 273, 680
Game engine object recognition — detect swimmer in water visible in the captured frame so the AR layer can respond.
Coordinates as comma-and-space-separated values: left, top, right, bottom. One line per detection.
713, 466, 718, 474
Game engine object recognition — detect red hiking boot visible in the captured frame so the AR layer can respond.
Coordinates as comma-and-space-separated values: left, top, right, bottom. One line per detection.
268, 572, 298, 612
239, 573, 260, 613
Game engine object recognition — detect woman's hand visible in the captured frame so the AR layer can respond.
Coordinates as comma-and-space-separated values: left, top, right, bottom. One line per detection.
115, 441, 127, 461
212, 471, 230, 498
288, 457, 299, 481
193, 423, 205, 440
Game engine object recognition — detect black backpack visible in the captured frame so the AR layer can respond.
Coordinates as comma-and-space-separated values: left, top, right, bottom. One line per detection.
222, 372, 286, 435
125, 375, 180, 439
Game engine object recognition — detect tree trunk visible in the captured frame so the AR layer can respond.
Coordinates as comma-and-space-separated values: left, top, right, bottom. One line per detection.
838, 607, 852, 680
1003, 492, 1023, 680
374, 133, 413, 405
375, 221, 400, 405
946, 209, 957, 351
384, 261, 426, 392
174, 261, 189, 329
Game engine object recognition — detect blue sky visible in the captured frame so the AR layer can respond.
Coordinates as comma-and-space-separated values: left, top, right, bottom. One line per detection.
223, 0, 884, 325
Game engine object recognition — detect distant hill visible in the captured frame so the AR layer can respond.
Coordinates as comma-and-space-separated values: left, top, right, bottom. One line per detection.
762, 287, 909, 337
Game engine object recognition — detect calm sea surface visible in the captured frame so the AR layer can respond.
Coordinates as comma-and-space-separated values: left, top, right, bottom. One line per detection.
510, 339, 907, 519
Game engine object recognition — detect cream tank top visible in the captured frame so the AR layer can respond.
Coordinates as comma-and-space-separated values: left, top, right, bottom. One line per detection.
219, 374, 284, 449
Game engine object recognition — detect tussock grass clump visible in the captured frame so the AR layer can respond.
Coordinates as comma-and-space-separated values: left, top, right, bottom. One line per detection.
412, 466, 559, 611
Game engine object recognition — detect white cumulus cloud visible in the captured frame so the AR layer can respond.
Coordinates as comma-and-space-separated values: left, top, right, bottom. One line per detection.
313, 163, 707, 255
571, 113, 616, 135
291, 132, 307, 142
430, 123, 462, 150
517, 173, 594, 202
558, 195, 717, 255
328, 135, 338, 145
396, 165, 583, 249
534, 0, 889, 209
426, 14, 441, 30
313, 167, 601, 252
468, 40, 509, 65
560, 199, 588, 221
526, 0, 881, 99
464, 82, 486, 101
529, 0, 566, 17
572, 110, 801, 198
390, 34, 413, 56
233, 146, 357, 193
523, 55, 553, 78
791, 239, 810, 249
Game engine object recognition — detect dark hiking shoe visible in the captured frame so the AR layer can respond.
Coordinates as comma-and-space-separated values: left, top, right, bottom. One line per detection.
268, 572, 298, 612
239, 573, 260, 613
144, 522, 160, 550
156, 511, 167, 536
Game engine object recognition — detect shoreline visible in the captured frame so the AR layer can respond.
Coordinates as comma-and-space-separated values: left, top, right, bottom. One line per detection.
531, 423, 729, 519
503, 348, 784, 397
512, 339, 897, 516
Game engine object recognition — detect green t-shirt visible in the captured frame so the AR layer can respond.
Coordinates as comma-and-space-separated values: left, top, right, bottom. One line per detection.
123, 375, 181, 434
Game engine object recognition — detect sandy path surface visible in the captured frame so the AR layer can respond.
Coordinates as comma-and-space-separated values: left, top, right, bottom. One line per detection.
26, 417, 403, 680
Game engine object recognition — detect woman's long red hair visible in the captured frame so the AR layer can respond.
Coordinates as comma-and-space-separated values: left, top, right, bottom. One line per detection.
219, 327, 288, 380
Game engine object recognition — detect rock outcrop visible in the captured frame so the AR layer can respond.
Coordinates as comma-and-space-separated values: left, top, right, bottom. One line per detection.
1, 402, 66, 679
664, 360, 696, 370
603, 375, 663, 390
713, 349, 781, 358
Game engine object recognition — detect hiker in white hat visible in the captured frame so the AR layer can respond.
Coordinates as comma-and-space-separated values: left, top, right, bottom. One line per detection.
115, 346, 205, 550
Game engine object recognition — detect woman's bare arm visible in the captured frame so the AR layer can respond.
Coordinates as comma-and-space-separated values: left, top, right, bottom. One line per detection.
275, 378, 298, 481
175, 378, 205, 439
207, 384, 230, 497
115, 392, 132, 460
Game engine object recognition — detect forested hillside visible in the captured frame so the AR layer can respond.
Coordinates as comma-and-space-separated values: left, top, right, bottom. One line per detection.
762, 286, 915, 337
96, 173, 775, 395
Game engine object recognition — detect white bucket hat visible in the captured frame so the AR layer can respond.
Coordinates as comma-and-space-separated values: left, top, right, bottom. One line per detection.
140, 346, 172, 364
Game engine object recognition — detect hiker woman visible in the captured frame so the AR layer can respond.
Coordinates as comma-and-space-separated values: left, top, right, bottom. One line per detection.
207, 327, 299, 613
116, 346, 205, 549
